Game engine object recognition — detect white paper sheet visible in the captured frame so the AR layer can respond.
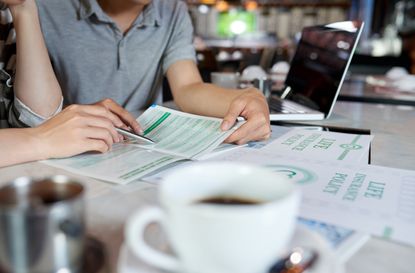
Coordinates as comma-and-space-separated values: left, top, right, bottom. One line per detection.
207, 148, 415, 246
143, 126, 372, 183
265, 128, 373, 163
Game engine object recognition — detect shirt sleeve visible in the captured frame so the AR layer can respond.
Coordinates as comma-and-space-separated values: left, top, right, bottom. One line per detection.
11, 95, 63, 127
0, 6, 63, 128
161, 2, 196, 74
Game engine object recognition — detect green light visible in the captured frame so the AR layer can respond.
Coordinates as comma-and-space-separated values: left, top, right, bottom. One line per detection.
217, 11, 256, 37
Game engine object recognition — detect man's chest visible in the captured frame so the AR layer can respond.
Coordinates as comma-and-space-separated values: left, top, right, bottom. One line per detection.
46, 23, 168, 74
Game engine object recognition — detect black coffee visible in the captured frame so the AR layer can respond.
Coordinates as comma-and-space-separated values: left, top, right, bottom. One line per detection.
196, 196, 261, 205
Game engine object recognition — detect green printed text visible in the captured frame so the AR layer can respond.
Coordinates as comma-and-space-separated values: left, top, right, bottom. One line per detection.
342, 173, 367, 201
323, 172, 348, 195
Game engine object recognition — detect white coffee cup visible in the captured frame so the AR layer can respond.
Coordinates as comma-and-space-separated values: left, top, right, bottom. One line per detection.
240, 65, 267, 82
125, 162, 301, 273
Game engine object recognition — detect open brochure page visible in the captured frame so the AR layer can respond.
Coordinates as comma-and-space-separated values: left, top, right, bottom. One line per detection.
206, 148, 415, 247
44, 143, 183, 185
43, 105, 242, 184
137, 105, 242, 159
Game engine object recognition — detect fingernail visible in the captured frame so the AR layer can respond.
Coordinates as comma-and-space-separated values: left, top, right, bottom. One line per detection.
138, 128, 144, 135
221, 121, 230, 131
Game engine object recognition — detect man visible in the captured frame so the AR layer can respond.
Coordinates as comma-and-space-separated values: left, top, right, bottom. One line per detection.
37, 0, 271, 144
0, 0, 140, 167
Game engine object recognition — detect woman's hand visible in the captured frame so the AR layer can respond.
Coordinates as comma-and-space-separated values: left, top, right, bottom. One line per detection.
4, 0, 37, 15
31, 104, 123, 159
91, 98, 143, 134
1, 0, 26, 5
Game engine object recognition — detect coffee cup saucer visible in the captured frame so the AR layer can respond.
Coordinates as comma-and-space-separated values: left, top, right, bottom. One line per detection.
117, 225, 344, 273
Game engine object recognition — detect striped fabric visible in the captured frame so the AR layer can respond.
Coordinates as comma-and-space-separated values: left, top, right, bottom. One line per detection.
0, 5, 25, 128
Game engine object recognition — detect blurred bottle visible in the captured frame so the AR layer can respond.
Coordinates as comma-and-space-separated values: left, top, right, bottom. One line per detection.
371, 1, 406, 56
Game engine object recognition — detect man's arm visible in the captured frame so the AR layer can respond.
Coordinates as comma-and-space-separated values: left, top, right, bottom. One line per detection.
167, 60, 271, 145
9, 0, 62, 120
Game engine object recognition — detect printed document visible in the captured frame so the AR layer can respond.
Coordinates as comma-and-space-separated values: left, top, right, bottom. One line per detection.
264, 128, 373, 163
207, 148, 415, 247
44, 105, 243, 184
143, 127, 372, 183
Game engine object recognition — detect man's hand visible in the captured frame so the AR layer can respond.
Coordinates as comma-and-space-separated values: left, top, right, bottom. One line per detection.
166, 60, 270, 144
221, 88, 271, 145
91, 98, 143, 134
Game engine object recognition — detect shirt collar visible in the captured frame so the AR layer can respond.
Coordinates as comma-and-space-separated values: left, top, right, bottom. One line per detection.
78, 0, 161, 27
78, 0, 101, 21
141, 1, 161, 27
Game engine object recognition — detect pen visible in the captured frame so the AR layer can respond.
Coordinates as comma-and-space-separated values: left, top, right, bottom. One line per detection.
115, 127, 155, 144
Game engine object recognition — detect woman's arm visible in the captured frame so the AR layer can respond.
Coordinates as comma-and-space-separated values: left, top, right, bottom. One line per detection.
0, 104, 124, 168
9, 0, 62, 119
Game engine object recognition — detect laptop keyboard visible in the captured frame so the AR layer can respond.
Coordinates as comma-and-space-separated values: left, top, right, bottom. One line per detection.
268, 96, 308, 114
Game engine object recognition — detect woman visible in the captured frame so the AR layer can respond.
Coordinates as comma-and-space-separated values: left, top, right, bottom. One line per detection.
0, 0, 141, 167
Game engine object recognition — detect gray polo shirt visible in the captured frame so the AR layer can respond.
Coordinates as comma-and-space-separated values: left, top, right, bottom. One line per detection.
36, 0, 196, 111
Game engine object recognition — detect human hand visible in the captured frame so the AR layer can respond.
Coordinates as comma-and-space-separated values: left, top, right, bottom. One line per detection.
91, 98, 143, 134
1, 0, 26, 5
31, 104, 122, 159
221, 88, 271, 145
5, 0, 37, 16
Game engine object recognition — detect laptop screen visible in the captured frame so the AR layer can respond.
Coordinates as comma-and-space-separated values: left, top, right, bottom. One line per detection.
284, 21, 364, 116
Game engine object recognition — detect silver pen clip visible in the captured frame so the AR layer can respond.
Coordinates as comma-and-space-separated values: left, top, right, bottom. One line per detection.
115, 127, 155, 144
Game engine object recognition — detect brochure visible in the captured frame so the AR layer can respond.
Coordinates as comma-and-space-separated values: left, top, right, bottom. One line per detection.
263, 127, 373, 163
207, 148, 415, 247
144, 126, 372, 183
43, 105, 243, 184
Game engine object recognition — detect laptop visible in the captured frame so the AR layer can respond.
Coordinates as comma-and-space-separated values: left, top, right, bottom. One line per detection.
268, 20, 364, 121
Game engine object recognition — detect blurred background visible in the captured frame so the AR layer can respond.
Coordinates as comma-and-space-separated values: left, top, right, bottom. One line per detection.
162, 0, 415, 104
187, 0, 415, 73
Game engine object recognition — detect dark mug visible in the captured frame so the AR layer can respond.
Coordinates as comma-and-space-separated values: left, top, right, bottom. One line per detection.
0, 176, 85, 273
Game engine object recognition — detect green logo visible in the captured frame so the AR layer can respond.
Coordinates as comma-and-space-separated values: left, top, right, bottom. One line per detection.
265, 165, 317, 185
338, 135, 363, 160
339, 143, 363, 150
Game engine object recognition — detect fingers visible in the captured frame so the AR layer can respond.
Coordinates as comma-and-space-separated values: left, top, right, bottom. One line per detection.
98, 99, 143, 134
65, 104, 109, 118
221, 88, 271, 144
221, 99, 246, 131
103, 110, 125, 129
82, 114, 122, 143
68, 100, 142, 136
82, 139, 110, 154
64, 105, 122, 142
224, 114, 271, 145
81, 127, 114, 150
3, 0, 26, 5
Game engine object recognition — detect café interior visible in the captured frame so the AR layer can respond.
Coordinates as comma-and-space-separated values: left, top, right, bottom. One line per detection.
0, 0, 415, 273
